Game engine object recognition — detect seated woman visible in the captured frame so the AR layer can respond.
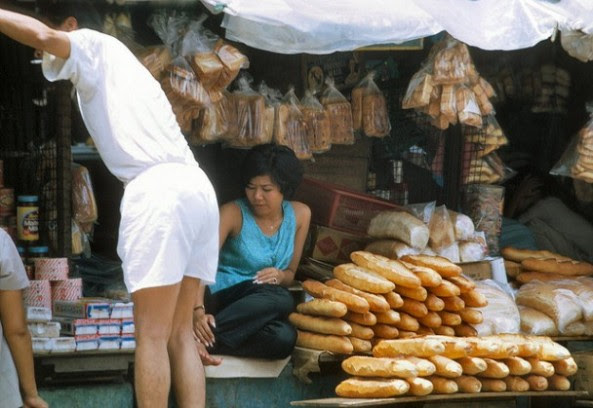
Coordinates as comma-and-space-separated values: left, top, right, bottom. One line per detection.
193, 144, 311, 364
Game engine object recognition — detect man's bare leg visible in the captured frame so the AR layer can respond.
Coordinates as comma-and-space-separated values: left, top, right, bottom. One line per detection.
168, 277, 206, 407
132, 283, 180, 408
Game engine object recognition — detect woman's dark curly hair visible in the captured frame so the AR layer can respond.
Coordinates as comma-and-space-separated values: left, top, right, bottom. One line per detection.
240, 144, 304, 199
37, 0, 102, 31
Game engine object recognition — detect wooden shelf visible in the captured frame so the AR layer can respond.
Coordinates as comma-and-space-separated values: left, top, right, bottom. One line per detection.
291, 391, 589, 407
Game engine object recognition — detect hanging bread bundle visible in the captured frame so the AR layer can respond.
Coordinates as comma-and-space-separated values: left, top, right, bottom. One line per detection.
300, 90, 332, 153
273, 88, 312, 160
351, 71, 391, 137
320, 78, 355, 145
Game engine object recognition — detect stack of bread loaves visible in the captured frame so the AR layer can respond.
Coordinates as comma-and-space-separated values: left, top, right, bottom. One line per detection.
501, 247, 593, 337
294, 251, 488, 354
335, 334, 577, 398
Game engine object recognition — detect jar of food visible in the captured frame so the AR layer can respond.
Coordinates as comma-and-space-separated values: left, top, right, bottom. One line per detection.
17, 195, 39, 242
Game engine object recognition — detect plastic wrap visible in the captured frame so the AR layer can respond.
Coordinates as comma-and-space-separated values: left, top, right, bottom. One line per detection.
435, 242, 460, 263
550, 116, 593, 183
561, 30, 593, 63
229, 76, 271, 148
519, 305, 559, 336
448, 210, 475, 241
405, 201, 436, 225
456, 85, 483, 128
463, 184, 504, 255
189, 91, 238, 145
272, 88, 311, 160
431, 38, 472, 85
301, 90, 331, 153
214, 39, 249, 89
350, 72, 390, 137
428, 205, 455, 251
402, 68, 433, 110
136, 46, 172, 79
320, 78, 355, 145
364, 239, 420, 259
72, 164, 97, 233
473, 279, 521, 336
459, 241, 486, 262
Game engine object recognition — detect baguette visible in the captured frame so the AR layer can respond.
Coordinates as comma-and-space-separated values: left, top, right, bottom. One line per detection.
480, 378, 507, 392
406, 377, 434, 396
349, 322, 375, 340
454, 375, 482, 393
429, 355, 463, 378
394, 312, 420, 332
552, 357, 578, 376
457, 356, 487, 375
398, 330, 419, 339
434, 326, 455, 336
453, 323, 478, 337
438, 311, 462, 326
528, 336, 570, 361
344, 311, 377, 326
384, 291, 404, 308
492, 334, 540, 357
296, 298, 348, 318
335, 377, 409, 398
460, 290, 488, 307
405, 356, 436, 376
350, 251, 422, 288
417, 326, 435, 335
296, 330, 353, 354
425, 293, 445, 311
504, 376, 530, 392
373, 338, 446, 358
480, 358, 510, 378
429, 280, 461, 297
302, 280, 370, 313
526, 357, 555, 377
425, 336, 472, 359
349, 337, 373, 353
458, 308, 483, 325
375, 309, 402, 325
341, 356, 418, 378
525, 374, 548, 391
401, 255, 462, 278
400, 298, 429, 318
548, 374, 571, 391
400, 261, 442, 287
428, 376, 458, 394
504, 357, 532, 376
395, 285, 428, 302
446, 275, 475, 294
288, 313, 352, 336
501, 247, 572, 263
442, 296, 465, 312
372, 324, 400, 339
504, 260, 523, 279
516, 271, 569, 284
418, 312, 443, 329
521, 258, 593, 276
333, 263, 396, 294
326, 279, 391, 313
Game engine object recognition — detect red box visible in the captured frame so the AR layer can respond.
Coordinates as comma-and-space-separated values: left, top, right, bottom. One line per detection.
294, 178, 403, 235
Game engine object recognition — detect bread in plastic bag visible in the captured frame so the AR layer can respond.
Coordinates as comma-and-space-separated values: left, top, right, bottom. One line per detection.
459, 241, 487, 262
301, 90, 331, 153
473, 279, 520, 336
405, 201, 436, 225
553, 277, 593, 322
367, 211, 429, 250
364, 239, 420, 259
447, 210, 475, 241
431, 38, 473, 85
320, 78, 355, 145
456, 85, 483, 128
402, 68, 433, 110
180, 18, 224, 91
462, 184, 504, 255
189, 91, 237, 145
273, 88, 311, 160
229, 76, 271, 148
72, 163, 98, 233
137, 45, 172, 79
428, 205, 455, 251
351, 72, 390, 137
561, 30, 593, 63
550, 116, 593, 183
518, 305, 559, 336
435, 242, 460, 263
214, 39, 249, 90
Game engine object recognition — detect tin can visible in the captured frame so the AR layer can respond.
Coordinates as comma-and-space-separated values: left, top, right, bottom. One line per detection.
17, 195, 39, 241
0, 188, 14, 216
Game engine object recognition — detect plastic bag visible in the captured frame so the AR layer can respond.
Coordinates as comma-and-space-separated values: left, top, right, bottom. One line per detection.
448, 210, 475, 241
72, 163, 97, 233
214, 39, 249, 90
258, 81, 281, 146
519, 305, 559, 336
462, 184, 504, 255
471, 79, 495, 116
561, 30, 593, 63
229, 75, 271, 148
137, 46, 172, 79
320, 78, 354, 145
273, 88, 311, 160
474, 279, 521, 336
364, 239, 420, 259
301, 90, 331, 153
435, 241, 460, 263
401, 68, 433, 109
431, 38, 473, 85
459, 241, 486, 262
428, 205, 455, 251
405, 201, 436, 225
351, 72, 390, 137
550, 117, 593, 183
189, 91, 237, 145
456, 85, 483, 128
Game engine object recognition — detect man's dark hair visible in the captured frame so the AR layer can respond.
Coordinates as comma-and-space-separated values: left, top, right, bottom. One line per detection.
37, 0, 102, 31
241, 144, 304, 200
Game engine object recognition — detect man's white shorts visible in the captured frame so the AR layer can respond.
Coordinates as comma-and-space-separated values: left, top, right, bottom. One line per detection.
117, 163, 219, 293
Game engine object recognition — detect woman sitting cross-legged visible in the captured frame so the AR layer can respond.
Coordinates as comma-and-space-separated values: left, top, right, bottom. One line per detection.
193, 144, 311, 364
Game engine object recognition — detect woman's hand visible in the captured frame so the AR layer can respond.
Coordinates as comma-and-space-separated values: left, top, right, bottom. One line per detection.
193, 310, 216, 348
23, 394, 48, 408
254, 267, 282, 285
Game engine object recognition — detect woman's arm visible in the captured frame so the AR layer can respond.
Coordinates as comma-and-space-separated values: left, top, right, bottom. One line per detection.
280, 201, 311, 285
0, 8, 71, 58
0, 289, 42, 403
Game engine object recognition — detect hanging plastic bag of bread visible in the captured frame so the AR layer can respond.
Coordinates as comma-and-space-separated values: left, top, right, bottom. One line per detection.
189, 91, 237, 145
320, 78, 355, 145
258, 81, 282, 146
471, 78, 495, 116
402, 66, 433, 110
72, 163, 98, 234
473, 279, 520, 336
143, 10, 187, 79
462, 184, 504, 255
551, 114, 593, 183
229, 75, 270, 148
428, 205, 455, 251
273, 88, 311, 160
351, 71, 390, 137
430, 37, 473, 85
301, 90, 331, 153
456, 85, 483, 128
440, 84, 458, 124
213, 39, 249, 90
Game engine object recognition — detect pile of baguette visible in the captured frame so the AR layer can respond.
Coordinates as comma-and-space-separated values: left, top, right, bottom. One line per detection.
292, 251, 488, 355
502, 247, 593, 337
335, 335, 577, 398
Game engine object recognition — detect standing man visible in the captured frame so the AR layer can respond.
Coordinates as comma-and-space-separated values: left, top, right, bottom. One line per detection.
0, 2, 219, 407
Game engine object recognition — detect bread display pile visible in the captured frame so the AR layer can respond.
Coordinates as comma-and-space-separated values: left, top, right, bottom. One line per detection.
294, 251, 489, 354
335, 334, 577, 398
501, 247, 593, 336
365, 207, 488, 263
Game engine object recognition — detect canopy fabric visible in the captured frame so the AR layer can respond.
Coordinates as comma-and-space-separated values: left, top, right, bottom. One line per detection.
199, 0, 593, 54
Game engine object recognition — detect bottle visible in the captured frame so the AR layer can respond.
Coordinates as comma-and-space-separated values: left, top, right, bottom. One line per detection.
17, 195, 39, 242
389, 160, 409, 205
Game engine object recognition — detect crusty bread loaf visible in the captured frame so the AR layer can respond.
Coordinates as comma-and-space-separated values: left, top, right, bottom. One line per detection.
459, 308, 483, 325
504, 260, 523, 279
367, 212, 430, 249
521, 258, 593, 276
454, 375, 482, 393
375, 309, 402, 325
428, 376, 458, 394
288, 313, 352, 336
519, 306, 559, 336
395, 285, 428, 302
296, 298, 348, 318
442, 296, 465, 312
479, 378, 507, 392
504, 356, 532, 376
326, 279, 390, 313
335, 377, 409, 398
372, 338, 446, 358
552, 357, 578, 376
418, 312, 443, 329
526, 357, 555, 377
453, 323, 478, 337
457, 356, 487, 375
351, 251, 422, 288
516, 283, 582, 331
344, 311, 377, 326
302, 280, 370, 313
394, 312, 420, 332
438, 311, 462, 326
349, 322, 375, 340
425, 335, 472, 359
460, 289, 488, 307
425, 293, 445, 311
417, 326, 435, 336
296, 330, 353, 354
365, 240, 419, 260
333, 263, 395, 294
429, 280, 461, 298
434, 325, 455, 336
548, 374, 571, 391
372, 324, 400, 339
349, 336, 373, 353
384, 291, 404, 309
341, 356, 418, 378
504, 376, 530, 392
480, 358, 510, 379
401, 262, 443, 287
429, 355, 463, 378
406, 377, 434, 396
405, 356, 437, 376
501, 247, 572, 263
446, 275, 475, 294
525, 374, 548, 391
400, 298, 429, 318
401, 255, 462, 278
491, 333, 541, 358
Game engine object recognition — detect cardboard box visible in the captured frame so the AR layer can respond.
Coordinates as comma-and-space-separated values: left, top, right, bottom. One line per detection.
573, 351, 593, 395
459, 256, 507, 283
53, 298, 111, 319
307, 225, 370, 265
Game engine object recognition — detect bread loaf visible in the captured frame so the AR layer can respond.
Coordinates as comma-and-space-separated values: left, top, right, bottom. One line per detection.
372, 338, 446, 358
428, 376, 458, 394
442, 296, 465, 312
394, 312, 420, 332
349, 336, 373, 353
454, 375, 482, 393
418, 312, 443, 329
288, 313, 352, 336
406, 377, 434, 396
480, 378, 507, 392
516, 283, 582, 331
302, 280, 370, 313
548, 374, 571, 391
434, 326, 455, 336
296, 298, 348, 318
334, 263, 395, 294
400, 298, 429, 318
401, 255, 462, 278
459, 308, 483, 325
367, 212, 430, 249
372, 324, 399, 339
425, 294, 445, 311
341, 356, 418, 378
519, 306, 559, 336
492, 334, 541, 357
296, 330, 353, 354
335, 377, 409, 398
504, 357, 532, 376
446, 275, 476, 294
344, 311, 377, 326
525, 374, 548, 391
504, 376, 530, 392
326, 279, 390, 313
480, 358, 510, 379
401, 262, 442, 287
350, 251, 422, 288
375, 309, 402, 325
417, 326, 435, 335
405, 356, 437, 376
429, 355, 463, 378
458, 356, 487, 375
521, 258, 593, 276
526, 357, 555, 377
384, 291, 404, 309
453, 323, 478, 337
501, 247, 572, 263
552, 357, 578, 376
516, 271, 569, 284
425, 335, 472, 359
429, 280, 461, 298
438, 311, 462, 326
395, 285, 428, 302
365, 240, 419, 260
460, 289, 488, 307
349, 322, 375, 340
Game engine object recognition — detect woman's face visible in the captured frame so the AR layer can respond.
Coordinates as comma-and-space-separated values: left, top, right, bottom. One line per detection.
245, 175, 284, 217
